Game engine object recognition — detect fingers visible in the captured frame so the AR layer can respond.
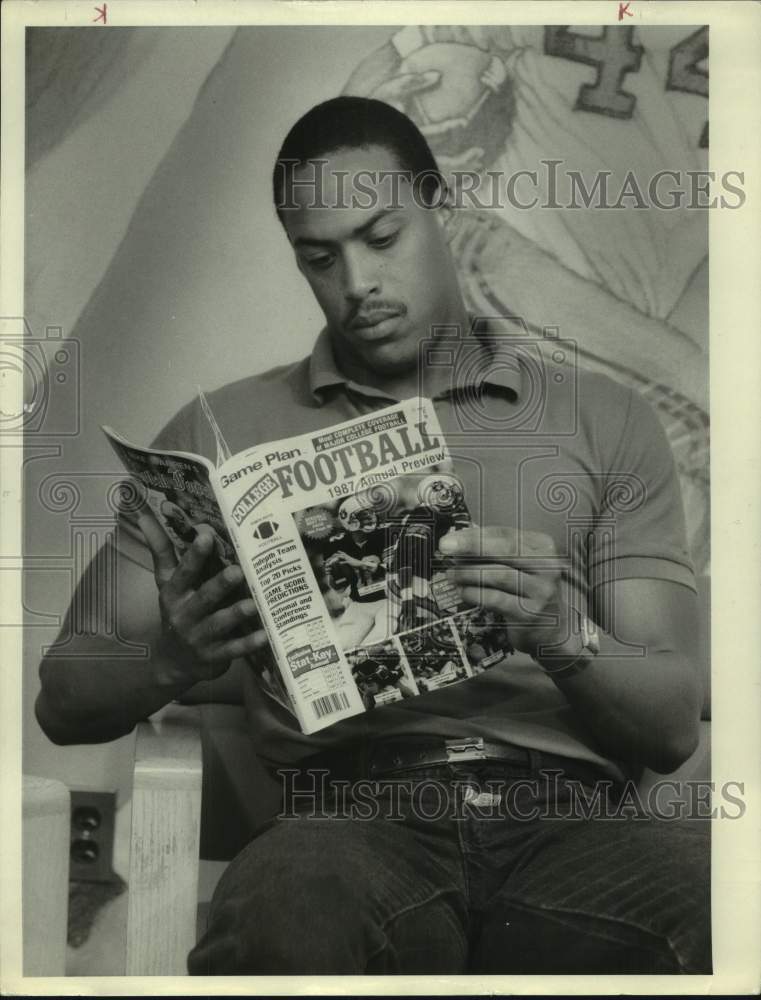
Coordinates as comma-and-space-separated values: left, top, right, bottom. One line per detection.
218, 629, 271, 661
164, 587, 268, 667
185, 597, 260, 648
449, 563, 558, 614
184, 626, 270, 668
449, 563, 532, 599
163, 564, 252, 643
184, 563, 246, 615
439, 526, 556, 569
442, 526, 561, 628
439, 525, 508, 557
458, 582, 558, 619
146, 516, 274, 676
164, 526, 223, 597
137, 508, 178, 584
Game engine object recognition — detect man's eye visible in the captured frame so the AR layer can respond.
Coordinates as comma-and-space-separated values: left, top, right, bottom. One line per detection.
306, 254, 334, 271
368, 231, 398, 249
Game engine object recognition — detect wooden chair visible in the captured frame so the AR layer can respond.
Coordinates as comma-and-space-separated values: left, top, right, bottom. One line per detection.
125, 705, 203, 975
22, 775, 71, 976
126, 702, 280, 975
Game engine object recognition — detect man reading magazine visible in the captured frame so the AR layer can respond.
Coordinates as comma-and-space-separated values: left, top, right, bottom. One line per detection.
36, 97, 710, 974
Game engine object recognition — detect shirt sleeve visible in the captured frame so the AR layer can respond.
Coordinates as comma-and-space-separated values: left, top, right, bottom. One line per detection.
588, 385, 697, 593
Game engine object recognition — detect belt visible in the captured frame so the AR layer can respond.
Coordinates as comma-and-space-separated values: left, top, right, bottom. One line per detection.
296, 737, 611, 787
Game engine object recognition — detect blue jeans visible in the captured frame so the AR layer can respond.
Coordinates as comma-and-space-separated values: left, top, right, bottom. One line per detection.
187, 757, 711, 975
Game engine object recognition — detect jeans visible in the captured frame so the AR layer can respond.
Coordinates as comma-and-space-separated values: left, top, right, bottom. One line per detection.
187, 756, 711, 975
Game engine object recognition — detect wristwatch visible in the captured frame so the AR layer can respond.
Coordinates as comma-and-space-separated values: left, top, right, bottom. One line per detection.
537, 613, 600, 679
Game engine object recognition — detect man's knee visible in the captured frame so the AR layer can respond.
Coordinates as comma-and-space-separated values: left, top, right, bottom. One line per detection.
187, 817, 468, 975
188, 845, 372, 973
479, 816, 711, 974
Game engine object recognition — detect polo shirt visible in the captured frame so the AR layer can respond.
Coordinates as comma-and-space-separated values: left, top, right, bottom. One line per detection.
151, 325, 695, 780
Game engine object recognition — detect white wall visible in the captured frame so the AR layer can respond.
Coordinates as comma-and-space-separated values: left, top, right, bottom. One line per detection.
23, 26, 397, 832
25, 29, 236, 354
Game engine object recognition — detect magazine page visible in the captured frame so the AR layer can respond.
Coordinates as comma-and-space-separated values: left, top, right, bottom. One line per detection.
103, 426, 296, 715
213, 397, 513, 735
102, 426, 236, 568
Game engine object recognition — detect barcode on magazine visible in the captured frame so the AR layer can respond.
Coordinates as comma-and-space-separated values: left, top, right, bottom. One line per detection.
311, 692, 351, 719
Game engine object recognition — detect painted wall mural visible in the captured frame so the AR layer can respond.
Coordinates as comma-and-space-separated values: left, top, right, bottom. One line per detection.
345, 25, 710, 573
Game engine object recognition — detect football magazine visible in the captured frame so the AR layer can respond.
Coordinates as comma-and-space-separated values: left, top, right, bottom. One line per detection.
104, 396, 513, 734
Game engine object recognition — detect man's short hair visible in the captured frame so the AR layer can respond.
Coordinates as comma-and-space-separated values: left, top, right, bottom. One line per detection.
272, 96, 445, 223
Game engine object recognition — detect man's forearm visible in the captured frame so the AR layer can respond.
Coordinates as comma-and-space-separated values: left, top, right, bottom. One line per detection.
35, 636, 194, 745
548, 643, 702, 774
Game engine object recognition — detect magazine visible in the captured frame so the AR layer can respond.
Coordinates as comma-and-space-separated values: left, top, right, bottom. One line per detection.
104, 397, 513, 734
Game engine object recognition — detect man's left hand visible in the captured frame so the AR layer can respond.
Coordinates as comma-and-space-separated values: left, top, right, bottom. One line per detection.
440, 525, 572, 661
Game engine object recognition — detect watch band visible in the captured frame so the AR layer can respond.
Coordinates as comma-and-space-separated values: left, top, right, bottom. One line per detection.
538, 614, 600, 679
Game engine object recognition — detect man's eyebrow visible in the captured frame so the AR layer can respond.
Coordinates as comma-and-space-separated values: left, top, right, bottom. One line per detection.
293, 209, 402, 249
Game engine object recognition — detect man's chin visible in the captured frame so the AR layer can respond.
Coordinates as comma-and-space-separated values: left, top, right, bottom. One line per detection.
339, 325, 418, 371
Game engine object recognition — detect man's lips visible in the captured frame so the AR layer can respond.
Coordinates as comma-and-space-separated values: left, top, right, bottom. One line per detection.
350, 309, 401, 330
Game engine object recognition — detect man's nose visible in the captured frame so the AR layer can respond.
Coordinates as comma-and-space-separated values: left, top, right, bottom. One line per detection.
343, 249, 380, 303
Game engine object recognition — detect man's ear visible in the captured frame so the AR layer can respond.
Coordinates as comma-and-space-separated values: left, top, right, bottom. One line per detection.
435, 199, 459, 243
431, 179, 457, 235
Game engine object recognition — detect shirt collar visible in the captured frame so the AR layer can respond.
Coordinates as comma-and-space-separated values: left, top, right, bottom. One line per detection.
309, 327, 345, 398
308, 319, 523, 404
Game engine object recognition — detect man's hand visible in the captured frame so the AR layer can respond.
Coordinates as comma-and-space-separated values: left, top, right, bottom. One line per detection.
138, 507, 268, 684
440, 524, 703, 773
440, 525, 572, 661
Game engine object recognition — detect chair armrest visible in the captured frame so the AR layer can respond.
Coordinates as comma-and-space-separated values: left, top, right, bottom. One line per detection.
22, 775, 70, 976
126, 704, 203, 976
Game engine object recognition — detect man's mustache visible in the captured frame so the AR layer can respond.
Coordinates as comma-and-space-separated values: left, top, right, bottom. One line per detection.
348, 301, 408, 328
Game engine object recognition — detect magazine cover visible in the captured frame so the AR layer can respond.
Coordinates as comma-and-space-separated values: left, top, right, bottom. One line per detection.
211, 397, 514, 732
105, 397, 514, 734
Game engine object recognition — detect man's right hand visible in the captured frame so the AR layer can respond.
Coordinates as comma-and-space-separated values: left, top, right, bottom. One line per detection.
138, 506, 268, 685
